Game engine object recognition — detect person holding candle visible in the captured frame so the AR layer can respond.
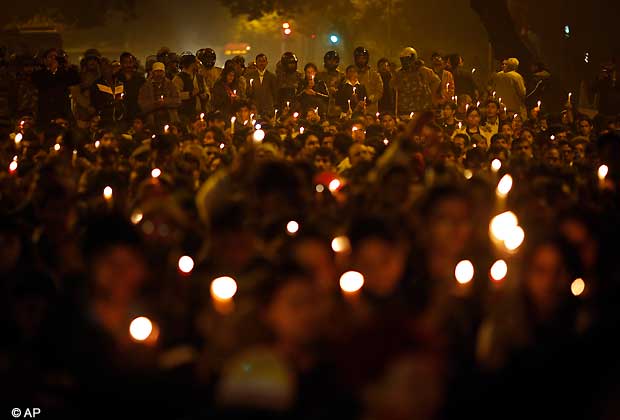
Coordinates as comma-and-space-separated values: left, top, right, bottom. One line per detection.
431, 52, 455, 106
276, 52, 304, 113
245, 53, 278, 119
117, 52, 145, 128
137, 61, 181, 132
210, 67, 240, 120
296, 63, 329, 119
172, 53, 209, 124
353, 47, 383, 115
317, 51, 345, 119
336, 65, 368, 116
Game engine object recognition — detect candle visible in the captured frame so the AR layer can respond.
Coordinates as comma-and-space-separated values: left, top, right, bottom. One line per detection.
14, 133, 22, 145
537, 100, 541, 109
160, 94, 164, 100
376, 112, 380, 118
498, 97, 502, 104
233, 89, 237, 96
200, 112, 205, 121
103, 186, 113, 209
458, 121, 462, 129
466, 104, 470, 112
299, 126, 305, 134
409, 111, 414, 119
230, 116, 236, 134
8, 160, 18, 174
339, 271, 364, 301
568, 92, 572, 102
164, 124, 170, 133
211, 276, 238, 314
286, 101, 290, 108
492, 91, 496, 98
476, 101, 480, 107
472, 68, 476, 74
314, 107, 319, 114
274, 109, 278, 122
348, 99, 351, 112
504, 106, 507, 114
353, 86, 357, 96
249, 78, 254, 87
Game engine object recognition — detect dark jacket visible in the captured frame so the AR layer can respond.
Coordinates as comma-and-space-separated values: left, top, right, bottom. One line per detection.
296, 77, 329, 116
117, 71, 145, 122
211, 81, 238, 119
335, 81, 368, 113
245, 69, 278, 118
32, 65, 80, 125
91, 78, 124, 127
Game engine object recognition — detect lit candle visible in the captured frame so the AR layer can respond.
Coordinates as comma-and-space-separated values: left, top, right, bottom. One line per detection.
568, 92, 572, 102
8, 160, 18, 174
233, 89, 237, 96
160, 94, 164, 100
492, 91, 496, 98
476, 101, 480, 107
314, 107, 319, 114
14, 133, 22, 146
466, 104, 470, 112
210, 276, 238, 314
347, 99, 351, 112
274, 109, 278, 122
504, 106, 507, 114
249, 78, 254, 87
164, 124, 169, 133
230, 116, 236, 134
537, 100, 541, 109
103, 186, 113, 209
300, 126, 305, 134
376, 112, 380, 119
200, 112, 205, 121
409, 111, 414, 119
472, 68, 476, 74
340, 271, 364, 301
286, 101, 290, 108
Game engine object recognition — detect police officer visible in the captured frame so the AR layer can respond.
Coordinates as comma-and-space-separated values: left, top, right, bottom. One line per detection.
276, 52, 303, 111
353, 46, 383, 115
317, 51, 345, 118
197, 48, 222, 110
390, 47, 440, 118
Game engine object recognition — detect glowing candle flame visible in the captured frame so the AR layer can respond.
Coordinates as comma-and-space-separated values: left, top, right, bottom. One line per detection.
339, 271, 364, 293
504, 225, 525, 251
293, 112, 299, 118
598, 165, 609, 180
455, 260, 475, 284
53, 143, 61, 151
286, 221, 299, 235
131, 210, 143, 225
14, 133, 22, 145
253, 129, 265, 142
331, 236, 351, 253
489, 211, 518, 242
571, 278, 585, 296
178, 256, 195, 274
9, 161, 18, 172
103, 186, 113, 200
211, 276, 238, 300
130, 317, 153, 341
490, 259, 508, 281
491, 159, 502, 172
496, 174, 513, 197
151, 168, 161, 178
328, 179, 341, 192
95, 141, 100, 148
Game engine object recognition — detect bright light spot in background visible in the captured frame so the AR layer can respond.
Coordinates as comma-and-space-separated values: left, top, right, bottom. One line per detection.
95, 140, 100, 148
496, 174, 513, 197
286, 221, 299, 234
282, 22, 290, 29
178, 256, 195, 274
490, 259, 508, 281
14, 133, 22, 144
571, 278, 585, 296
130, 317, 153, 341
211, 276, 238, 300
316, 184, 325, 193
151, 168, 161, 178
130, 210, 143, 225
253, 129, 265, 142
491, 159, 502, 172
329, 34, 339, 44
504, 225, 525, 251
489, 211, 518, 242
103, 186, 113, 200
598, 165, 609, 180
339, 271, 364, 293
329, 179, 341, 192
331, 236, 351, 253
9, 161, 18, 172
464, 169, 473, 179
54, 143, 61, 151
284, 28, 292, 35
455, 260, 475, 284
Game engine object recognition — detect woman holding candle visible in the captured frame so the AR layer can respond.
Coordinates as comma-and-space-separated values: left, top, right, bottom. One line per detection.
335, 65, 368, 116
211, 67, 240, 119
296, 63, 329, 119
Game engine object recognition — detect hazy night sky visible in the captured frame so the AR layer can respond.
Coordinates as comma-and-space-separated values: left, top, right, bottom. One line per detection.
61, 0, 490, 72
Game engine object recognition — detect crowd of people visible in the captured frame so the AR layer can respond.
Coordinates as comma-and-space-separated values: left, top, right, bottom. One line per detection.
2, 42, 620, 419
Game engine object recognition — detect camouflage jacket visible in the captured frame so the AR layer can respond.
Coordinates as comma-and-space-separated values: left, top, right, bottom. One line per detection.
391, 64, 440, 114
